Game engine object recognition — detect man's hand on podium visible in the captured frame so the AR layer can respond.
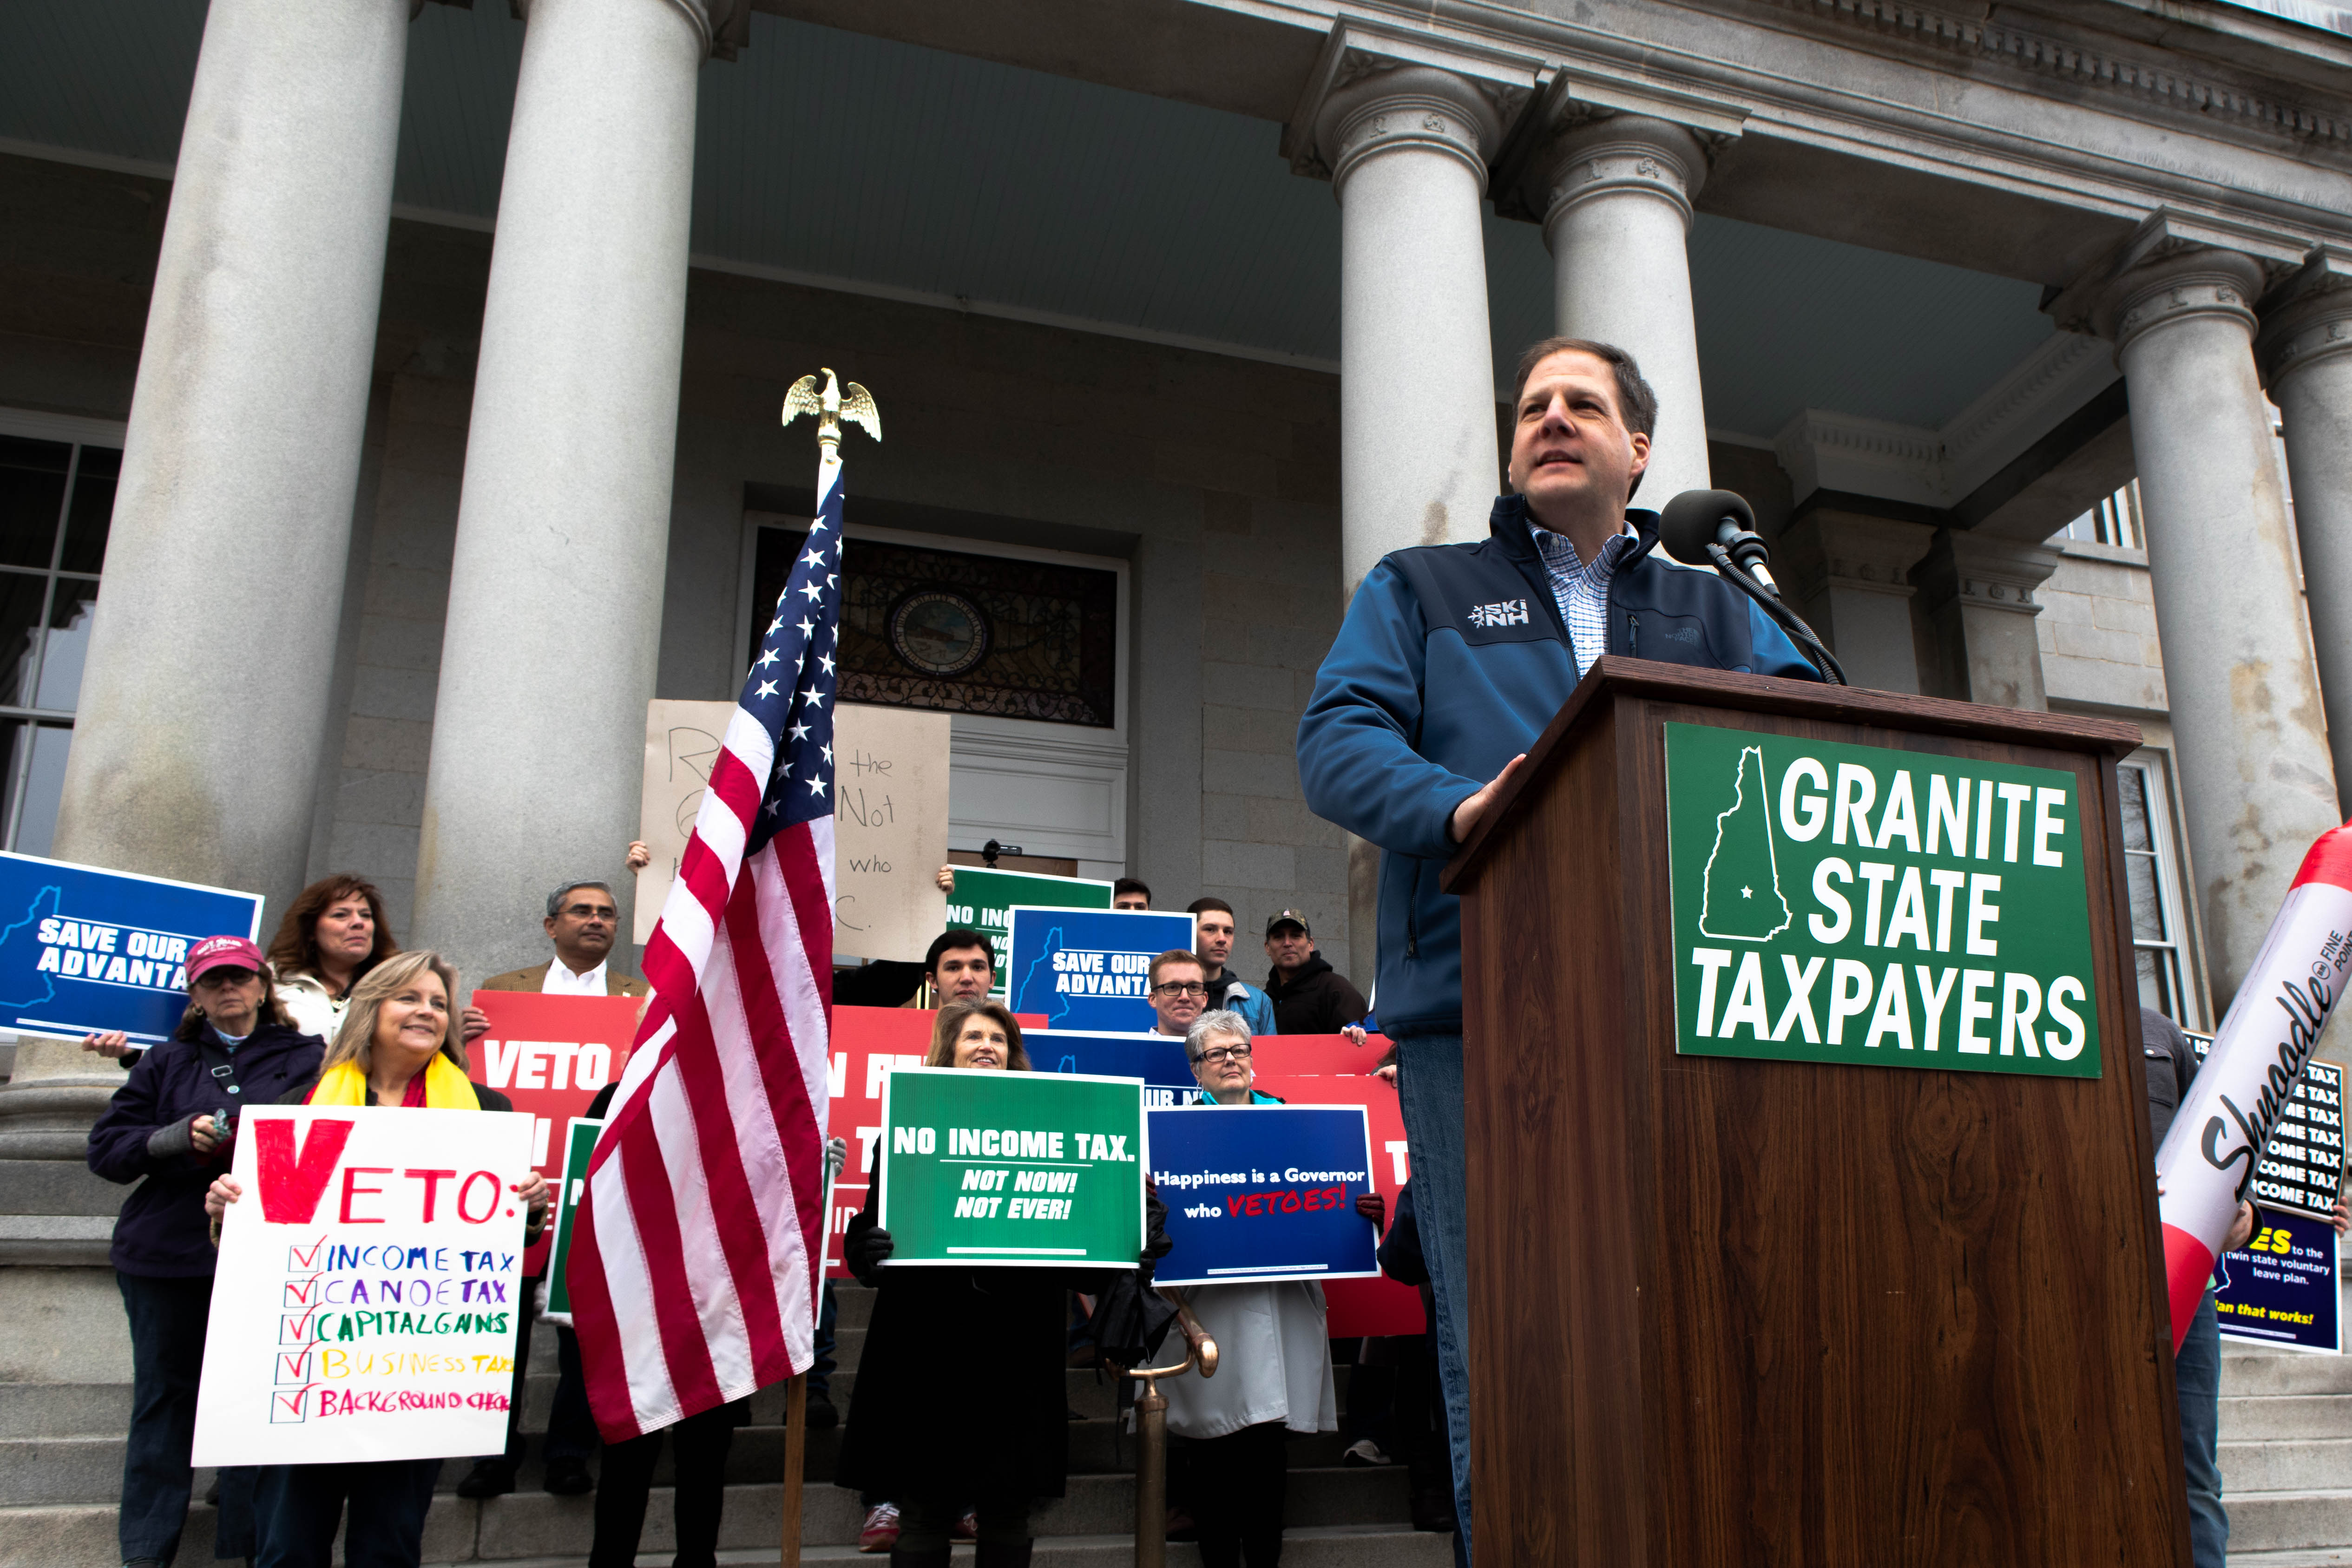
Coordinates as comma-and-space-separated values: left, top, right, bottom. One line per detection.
1449, 754, 1528, 845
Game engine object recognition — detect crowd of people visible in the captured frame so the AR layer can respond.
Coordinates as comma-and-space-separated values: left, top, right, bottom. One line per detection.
71, 332, 2352, 1568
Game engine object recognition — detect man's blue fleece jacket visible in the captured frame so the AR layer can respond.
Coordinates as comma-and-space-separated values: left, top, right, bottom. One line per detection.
1296, 494, 1821, 1038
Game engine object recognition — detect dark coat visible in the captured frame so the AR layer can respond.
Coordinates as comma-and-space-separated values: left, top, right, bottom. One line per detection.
86, 1021, 326, 1277
835, 1168, 1114, 1504
1264, 956, 1369, 1035
2142, 1006, 2200, 1147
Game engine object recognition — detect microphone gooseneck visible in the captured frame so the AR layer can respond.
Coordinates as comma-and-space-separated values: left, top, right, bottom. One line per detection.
1656, 488, 1849, 687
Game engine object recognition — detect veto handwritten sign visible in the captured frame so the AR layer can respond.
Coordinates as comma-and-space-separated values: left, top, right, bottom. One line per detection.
1148, 1104, 1380, 1287
637, 699, 950, 958
0, 851, 262, 1044
192, 1106, 532, 1466
469, 991, 637, 1274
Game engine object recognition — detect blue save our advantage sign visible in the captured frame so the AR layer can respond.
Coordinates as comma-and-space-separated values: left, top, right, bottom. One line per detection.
1005, 907, 1196, 1033
0, 852, 263, 1044
2215, 1208, 2341, 1354
1147, 1104, 1380, 1287
1031, 1029, 1202, 1106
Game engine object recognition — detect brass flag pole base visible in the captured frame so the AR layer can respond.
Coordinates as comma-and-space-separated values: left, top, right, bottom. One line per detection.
1114, 1298, 1218, 1568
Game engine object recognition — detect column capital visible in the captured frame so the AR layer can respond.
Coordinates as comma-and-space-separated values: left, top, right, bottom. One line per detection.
1491, 73, 1745, 228
1914, 530, 2062, 619
2044, 211, 2299, 354
2258, 246, 2352, 389
510, 0, 746, 59
1775, 511, 1938, 607
1281, 18, 1540, 188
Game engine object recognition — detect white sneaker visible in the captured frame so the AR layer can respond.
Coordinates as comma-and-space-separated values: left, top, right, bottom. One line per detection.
1342, 1438, 1391, 1467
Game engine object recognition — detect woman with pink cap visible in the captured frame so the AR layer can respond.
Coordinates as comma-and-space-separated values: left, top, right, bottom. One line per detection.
85, 934, 328, 1568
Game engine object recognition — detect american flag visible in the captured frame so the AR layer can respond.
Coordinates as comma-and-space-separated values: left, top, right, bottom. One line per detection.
567, 457, 842, 1440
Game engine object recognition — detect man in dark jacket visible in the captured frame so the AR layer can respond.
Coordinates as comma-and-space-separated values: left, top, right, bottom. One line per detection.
1261, 911, 1367, 1034
2145, 1006, 2255, 1568
1296, 337, 1820, 1556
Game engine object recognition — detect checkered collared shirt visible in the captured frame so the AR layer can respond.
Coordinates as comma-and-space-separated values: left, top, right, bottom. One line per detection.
1531, 523, 1641, 678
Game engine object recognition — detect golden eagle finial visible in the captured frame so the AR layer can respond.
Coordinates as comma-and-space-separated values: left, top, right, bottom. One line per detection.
781, 367, 880, 457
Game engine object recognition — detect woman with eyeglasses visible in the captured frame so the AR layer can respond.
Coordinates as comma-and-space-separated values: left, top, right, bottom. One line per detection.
1157, 1010, 1371, 1568
85, 936, 329, 1568
837, 999, 1170, 1568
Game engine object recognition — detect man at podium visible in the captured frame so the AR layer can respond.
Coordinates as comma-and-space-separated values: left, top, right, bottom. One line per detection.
1296, 337, 1820, 1558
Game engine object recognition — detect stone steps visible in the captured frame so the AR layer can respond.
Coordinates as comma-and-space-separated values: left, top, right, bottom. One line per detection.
2222, 1345, 2352, 1559
421, 1526, 1456, 1568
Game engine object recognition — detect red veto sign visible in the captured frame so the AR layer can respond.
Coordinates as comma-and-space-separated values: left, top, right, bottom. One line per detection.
1255, 1033, 1422, 1339
468, 991, 639, 1273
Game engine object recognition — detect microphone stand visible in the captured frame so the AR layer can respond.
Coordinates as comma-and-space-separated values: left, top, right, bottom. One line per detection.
1702, 540, 1849, 687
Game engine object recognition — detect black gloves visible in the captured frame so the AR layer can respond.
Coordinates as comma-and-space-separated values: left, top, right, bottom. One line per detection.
1138, 1187, 1173, 1281
848, 1224, 895, 1286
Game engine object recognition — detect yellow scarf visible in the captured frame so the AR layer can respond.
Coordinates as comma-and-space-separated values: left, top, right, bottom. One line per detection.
306, 1053, 482, 1109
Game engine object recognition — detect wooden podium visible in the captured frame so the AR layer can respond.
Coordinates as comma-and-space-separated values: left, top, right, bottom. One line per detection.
1441, 659, 2186, 1567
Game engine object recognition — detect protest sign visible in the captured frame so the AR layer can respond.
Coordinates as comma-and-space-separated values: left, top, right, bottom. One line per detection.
820, 1006, 1045, 1277
192, 1106, 532, 1466
943, 868, 1113, 1000
2188, 1038, 2345, 1220
637, 698, 950, 958
1255, 1066, 1422, 1337
1149, 1104, 1380, 1287
1031, 1028, 1201, 1105
545, 1118, 602, 1318
468, 992, 638, 1274
879, 1065, 1143, 1267
1665, 723, 2102, 1077
0, 851, 262, 1044
2215, 1209, 2342, 1354
1005, 906, 1196, 1033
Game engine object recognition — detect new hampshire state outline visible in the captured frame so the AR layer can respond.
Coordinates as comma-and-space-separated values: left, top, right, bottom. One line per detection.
1699, 745, 1792, 941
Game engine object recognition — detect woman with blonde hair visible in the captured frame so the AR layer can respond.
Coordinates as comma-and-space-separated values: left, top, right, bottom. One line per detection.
204, 950, 549, 1567
838, 999, 1162, 1568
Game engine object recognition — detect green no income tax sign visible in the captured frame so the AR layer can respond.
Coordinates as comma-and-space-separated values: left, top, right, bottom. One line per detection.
878, 1066, 1145, 1267
1665, 722, 2101, 1078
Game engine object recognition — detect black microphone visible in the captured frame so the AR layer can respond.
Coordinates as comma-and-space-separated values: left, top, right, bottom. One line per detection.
1656, 488, 1848, 686
1659, 489, 1781, 596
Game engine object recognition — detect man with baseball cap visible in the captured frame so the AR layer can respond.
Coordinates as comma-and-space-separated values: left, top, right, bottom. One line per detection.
1261, 911, 1368, 1035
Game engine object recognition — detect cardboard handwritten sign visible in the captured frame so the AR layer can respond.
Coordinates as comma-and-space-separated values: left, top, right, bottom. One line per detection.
192, 1106, 532, 1466
636, 698, 950, 958
468, 991, 638, 1273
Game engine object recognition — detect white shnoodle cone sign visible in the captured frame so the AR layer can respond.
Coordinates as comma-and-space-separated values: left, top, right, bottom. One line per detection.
2154, 822, 2352, 1351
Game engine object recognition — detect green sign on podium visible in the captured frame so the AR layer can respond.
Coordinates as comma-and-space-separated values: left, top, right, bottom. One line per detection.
1664, 721, 2102, 1077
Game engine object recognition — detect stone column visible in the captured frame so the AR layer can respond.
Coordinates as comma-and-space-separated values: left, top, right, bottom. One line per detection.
1775, 512, 1937, 693
1913, 531, 2060, 709
1531, 116, 1714, 505
2259, 248, 2352, 818
1305, 66, 1511, 597
2056, 226, 2339, 1004
410, 0, 709, 986
6, 0, 411, 1157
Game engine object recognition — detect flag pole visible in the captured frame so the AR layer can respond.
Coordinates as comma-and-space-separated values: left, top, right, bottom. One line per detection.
780, 1371, 807, 1567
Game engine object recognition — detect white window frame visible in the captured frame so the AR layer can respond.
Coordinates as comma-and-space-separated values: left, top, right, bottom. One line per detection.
0, 407, 126, 854
2117, 747, 2208, 1031
735, 513, 1131, 875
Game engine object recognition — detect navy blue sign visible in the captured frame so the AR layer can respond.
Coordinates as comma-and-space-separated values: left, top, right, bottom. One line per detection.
2215, 1207, 2341, 1354
1033, 1029, 1202, 1107
1006, 907, 1196, 1033
0, 852, 263, 1044
1147, 1104, 1380, 1287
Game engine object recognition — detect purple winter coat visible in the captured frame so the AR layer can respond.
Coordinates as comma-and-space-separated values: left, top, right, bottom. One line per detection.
85, 1020, 324, 1277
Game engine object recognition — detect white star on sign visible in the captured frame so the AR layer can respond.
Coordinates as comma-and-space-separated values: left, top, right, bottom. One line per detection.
1741, 886, 1753, 899
756, 680, 778, 698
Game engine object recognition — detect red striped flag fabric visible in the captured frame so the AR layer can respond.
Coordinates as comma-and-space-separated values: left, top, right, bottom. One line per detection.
567, 456, 845, 1440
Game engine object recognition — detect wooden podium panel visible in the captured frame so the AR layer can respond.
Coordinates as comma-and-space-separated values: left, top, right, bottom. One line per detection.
1442, 659, 2183, 1568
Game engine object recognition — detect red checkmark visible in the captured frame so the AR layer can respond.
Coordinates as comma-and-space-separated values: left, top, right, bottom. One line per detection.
279, 1310, 318, 1344
276, 1352, 310, 1384
286, 1237, 325, 1270
282, 1278, 319, 1307
270, 1389, 309, 1423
